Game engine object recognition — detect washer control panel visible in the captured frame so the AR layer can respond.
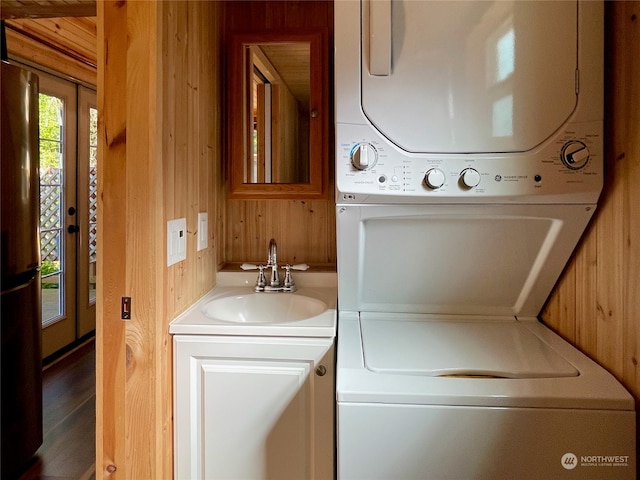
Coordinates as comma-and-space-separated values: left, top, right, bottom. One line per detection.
337, 121, 602, 203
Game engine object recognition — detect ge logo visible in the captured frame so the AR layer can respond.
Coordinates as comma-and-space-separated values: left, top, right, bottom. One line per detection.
561, 453, 578, 470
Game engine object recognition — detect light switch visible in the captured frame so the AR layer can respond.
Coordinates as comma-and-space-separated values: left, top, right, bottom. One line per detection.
197, 212, 208, 251
167, 218, 187, 266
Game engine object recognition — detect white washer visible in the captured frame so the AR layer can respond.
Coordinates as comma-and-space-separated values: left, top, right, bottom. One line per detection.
338, 315, 635, 479
335, 204, 635, 479
335, 1, 636, 479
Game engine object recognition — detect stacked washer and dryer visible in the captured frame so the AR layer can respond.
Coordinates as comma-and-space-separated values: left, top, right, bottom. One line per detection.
334, 1, 635, 479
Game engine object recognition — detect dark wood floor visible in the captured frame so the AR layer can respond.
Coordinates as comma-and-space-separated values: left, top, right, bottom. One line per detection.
19, 339, 96, 480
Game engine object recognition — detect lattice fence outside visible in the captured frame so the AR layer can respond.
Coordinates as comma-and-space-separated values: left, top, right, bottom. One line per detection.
40, 167, 61, 263
89, 166, 97, 263
39, 167, 98, 266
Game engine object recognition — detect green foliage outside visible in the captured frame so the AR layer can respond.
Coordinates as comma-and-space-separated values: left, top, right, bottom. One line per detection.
41, 260, 60, 289
39, 94, 63, 169
89, 107, 98, 167
41, 260, 59, 276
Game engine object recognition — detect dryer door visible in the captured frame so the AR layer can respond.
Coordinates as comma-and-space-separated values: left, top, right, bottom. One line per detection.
360, 0, 578, 154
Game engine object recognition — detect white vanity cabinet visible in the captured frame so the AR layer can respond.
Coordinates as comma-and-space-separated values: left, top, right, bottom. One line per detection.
173, 334, 335, 480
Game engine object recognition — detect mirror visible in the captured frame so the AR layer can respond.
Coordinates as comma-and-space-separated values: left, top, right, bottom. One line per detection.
246, 42, 310, 184
228, 31, 327, 198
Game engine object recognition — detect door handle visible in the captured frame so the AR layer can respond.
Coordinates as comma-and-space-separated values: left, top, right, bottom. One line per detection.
68, 225, 80, 234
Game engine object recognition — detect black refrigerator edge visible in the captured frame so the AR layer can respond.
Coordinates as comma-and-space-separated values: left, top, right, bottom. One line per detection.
1, 59, 44, 479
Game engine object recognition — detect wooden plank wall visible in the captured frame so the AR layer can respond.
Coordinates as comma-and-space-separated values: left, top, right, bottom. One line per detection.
541, 0, 640, 461
160, 0, 222, 317
96, 2, 126, 477
222, 0, 337, 267
97, 1, 222, 477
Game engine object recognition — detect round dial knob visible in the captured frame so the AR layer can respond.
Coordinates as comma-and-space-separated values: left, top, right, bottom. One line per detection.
561, 141, 590, 170
424, 168, 446, 189
350, 143, 378, 171
460, 168, 481, 188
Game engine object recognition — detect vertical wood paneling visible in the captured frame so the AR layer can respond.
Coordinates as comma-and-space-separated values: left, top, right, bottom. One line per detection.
96, 2, 126, 477
225, 199, 336, 265
223, 1, 336, 267
161, 0, 222, 314
98, 1, 223, 477
224, 0, 332, 31
574, 224, 599, 358
123, 2, 162, 478
595, 161, 625, 376
621, 1, 640, 426
541, 1, 640, 467
197, 3, 219, 295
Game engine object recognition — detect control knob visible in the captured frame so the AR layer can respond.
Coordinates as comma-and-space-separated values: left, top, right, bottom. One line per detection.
424, 168, 446, 189
561, 141, 590, 170
350, 143, 378, 171
460, 168, 481, 188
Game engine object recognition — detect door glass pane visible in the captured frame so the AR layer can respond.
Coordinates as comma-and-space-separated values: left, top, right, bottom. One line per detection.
39, 93, 65, 327
88, 107, 98, 303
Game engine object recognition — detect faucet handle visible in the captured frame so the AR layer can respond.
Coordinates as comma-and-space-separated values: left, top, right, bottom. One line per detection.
281, 264, 295, 288
256, 265, 267, 287
290, 263, 310, 271
241, 263, 267, 288
280, 264, 309, 289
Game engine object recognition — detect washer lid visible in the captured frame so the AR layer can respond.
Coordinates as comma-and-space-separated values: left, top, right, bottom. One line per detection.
336, 204, 596, 318
361, 315, 578, 379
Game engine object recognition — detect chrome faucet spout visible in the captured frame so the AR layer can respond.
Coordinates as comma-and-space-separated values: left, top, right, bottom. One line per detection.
246, 239, 305, 292
268, 238, 277, 266
267, 238, 279, 286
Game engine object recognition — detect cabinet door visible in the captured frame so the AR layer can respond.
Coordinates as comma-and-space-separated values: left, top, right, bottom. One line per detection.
174, 335, 334, 480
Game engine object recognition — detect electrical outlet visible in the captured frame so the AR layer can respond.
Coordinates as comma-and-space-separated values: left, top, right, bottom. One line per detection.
197, 212, 208, 251
167, 218, 187, 266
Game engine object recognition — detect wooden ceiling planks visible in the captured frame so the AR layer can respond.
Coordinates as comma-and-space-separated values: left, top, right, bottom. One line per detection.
5, 16, 97, 67
0, 0, 96, 19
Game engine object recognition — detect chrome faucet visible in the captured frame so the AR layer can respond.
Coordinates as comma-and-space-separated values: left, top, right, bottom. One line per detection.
267, 238, 279, 287
240, 238, 309, 292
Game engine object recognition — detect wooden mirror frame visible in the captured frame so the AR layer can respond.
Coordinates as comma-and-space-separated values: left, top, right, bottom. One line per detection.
228, 30, 328, 199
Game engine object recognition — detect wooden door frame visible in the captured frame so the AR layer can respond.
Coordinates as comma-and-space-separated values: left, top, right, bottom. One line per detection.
77, 85, 97, 338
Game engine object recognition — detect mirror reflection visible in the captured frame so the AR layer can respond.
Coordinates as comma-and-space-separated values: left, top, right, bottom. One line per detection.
244, 42, 310, 184
229, 31, 326, 199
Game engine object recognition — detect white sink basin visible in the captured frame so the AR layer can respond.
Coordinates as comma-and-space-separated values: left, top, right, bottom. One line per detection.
170, 282, 337, 337
201, 293, 328, 324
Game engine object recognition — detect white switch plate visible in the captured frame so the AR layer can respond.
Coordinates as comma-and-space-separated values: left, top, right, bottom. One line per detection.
197, 212, 208, 251
167, 218, 187, 266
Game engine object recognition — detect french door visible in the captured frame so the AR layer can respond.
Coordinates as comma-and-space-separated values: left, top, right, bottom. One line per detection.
77, 86, 98, 339
36, 67, 97, 358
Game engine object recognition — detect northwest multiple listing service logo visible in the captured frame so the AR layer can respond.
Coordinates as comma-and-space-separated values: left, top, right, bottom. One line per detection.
562, 452, 630, 470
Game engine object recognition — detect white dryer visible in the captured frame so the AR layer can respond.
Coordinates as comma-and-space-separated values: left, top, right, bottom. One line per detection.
334, 1, 635, 479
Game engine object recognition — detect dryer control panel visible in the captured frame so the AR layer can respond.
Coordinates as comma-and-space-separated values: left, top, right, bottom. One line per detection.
336, 121, 602, 204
